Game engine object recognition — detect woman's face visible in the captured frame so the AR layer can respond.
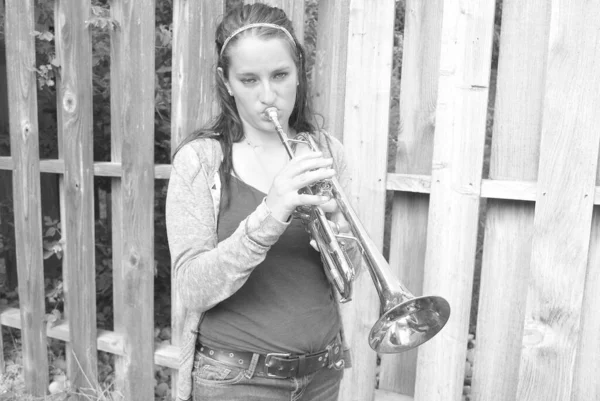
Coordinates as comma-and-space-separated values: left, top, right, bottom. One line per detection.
222, 35, 298, 135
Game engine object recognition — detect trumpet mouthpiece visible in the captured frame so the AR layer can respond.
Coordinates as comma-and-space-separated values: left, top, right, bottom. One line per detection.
265, 107, 279, 121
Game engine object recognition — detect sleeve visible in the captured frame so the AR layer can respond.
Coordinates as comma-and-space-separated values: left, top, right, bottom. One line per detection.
166, 143, 290, 313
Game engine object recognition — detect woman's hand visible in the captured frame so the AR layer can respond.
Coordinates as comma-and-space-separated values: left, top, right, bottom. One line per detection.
265, 151, 335, 222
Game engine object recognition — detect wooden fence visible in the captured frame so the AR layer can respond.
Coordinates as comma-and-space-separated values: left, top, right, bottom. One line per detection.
1, 1, 599, 401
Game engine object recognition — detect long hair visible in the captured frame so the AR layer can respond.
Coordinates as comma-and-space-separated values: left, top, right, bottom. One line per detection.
173, 3, 316, 194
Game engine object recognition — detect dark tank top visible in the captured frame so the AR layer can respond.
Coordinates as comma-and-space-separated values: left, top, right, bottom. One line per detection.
198, 175, 341, 354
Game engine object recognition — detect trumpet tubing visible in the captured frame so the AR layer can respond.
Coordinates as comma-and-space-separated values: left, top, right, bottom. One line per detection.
266, 107, 450, 353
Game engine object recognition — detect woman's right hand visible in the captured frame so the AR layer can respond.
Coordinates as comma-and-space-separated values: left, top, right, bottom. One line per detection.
265, 151, 335, 222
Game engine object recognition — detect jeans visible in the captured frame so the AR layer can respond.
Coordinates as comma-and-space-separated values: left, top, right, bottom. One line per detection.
192, 350, 344, 401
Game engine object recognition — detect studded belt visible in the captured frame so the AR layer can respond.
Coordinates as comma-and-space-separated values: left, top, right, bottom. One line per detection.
196, 337, 344, 378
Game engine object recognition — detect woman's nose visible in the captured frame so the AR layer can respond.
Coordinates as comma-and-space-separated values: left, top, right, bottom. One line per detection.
259, 81, 276, 104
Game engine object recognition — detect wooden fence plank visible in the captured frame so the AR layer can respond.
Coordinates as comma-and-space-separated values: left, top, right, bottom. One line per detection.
414, 1, 496, 400
170, 0, 223, 398
338, 1, 395, 400
170, 0, 223, 151
381, 0, 443, 395
310, 0, 349, 140
54, 0, 98, 394
572, 207, 600, 400
4, 0, 49, 395
471, 1, 550, 400
518, 1, 600, 400
110, 1, 156, 400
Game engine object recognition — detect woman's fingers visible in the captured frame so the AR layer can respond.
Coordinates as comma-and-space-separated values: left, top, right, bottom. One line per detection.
318, 198, 337, 213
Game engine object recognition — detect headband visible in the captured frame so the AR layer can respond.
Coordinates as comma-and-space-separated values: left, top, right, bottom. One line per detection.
219, 23, 296, 57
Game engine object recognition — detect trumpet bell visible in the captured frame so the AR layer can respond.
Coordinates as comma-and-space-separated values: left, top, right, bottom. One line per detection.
369, 295, 451, 353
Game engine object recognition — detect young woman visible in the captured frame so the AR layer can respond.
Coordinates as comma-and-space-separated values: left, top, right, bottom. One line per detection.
166, 4, 356, 400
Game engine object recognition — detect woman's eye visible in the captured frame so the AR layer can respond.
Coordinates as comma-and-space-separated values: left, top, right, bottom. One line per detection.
274, 72, 288, 80
240, 78, 257, 85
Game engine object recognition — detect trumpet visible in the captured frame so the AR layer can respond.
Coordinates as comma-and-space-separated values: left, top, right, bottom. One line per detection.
266, 107, 450, 353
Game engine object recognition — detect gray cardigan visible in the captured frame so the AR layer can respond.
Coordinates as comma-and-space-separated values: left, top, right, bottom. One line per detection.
166, 131, 354, 401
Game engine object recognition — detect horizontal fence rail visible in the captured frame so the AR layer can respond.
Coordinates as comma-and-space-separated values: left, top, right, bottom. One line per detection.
2, 158, 599, 203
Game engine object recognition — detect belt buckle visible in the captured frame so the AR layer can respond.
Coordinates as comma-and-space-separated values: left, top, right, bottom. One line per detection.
326, 340, 345, 370
265, 352, 292, 378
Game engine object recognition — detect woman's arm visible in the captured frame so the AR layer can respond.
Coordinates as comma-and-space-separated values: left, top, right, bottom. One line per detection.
166, 141, 289, 312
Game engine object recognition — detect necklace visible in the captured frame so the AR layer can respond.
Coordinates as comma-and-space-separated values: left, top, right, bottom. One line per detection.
243, 136, 288, 176
245, 137, 261, 150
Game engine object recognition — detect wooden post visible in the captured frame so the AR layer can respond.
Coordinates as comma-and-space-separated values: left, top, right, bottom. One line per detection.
170, 0, 223, 398
517, 1, 600, 400
338, 1, 395, 401
310, 0, 350, 139
414, 1, 496, 400
54, 0, 98, 395
4, 0, 49, 395
471, 1, 550, 400
380, 0, 443, 396
110, 1, 156, 400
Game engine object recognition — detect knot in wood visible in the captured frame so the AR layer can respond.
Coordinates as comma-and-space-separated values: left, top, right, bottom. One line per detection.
62, 91, 77, 113
21, 121, 32, 140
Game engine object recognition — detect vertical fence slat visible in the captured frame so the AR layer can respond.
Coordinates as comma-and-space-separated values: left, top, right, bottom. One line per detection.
310, 0, 349, 140
471, 1, 550, 400
572, 207, 600, 400
573, 156, 600, 400
110, 1, 156, 400
170, 0, 223, 398
170, 0, 223, 151
5, 0, 49, 395
381, 0, 443, 395
518, 1, 600, 400
414, 1, 496, 400
338, 1, 395, 400
54, 0, 98, 393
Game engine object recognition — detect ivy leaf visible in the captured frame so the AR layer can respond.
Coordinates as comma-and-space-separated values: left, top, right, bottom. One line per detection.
38, 31, 54, 41
44, 309, 62, 329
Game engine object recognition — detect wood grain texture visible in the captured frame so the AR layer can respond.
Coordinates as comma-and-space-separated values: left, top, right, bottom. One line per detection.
5, 0, 49, 395
170, 1, 223, 397
571, 208, 600, 400
381, 0, 443, 395
110, 1, 156, 400
518, 1, 600, 400
414, 1, 496, 400
311, 0, 350, 139
170, 0, 223, 153
374, 389, 414, 401
54, 0, 98, 395
471, 1, 550, 401
338, 1, 395, 400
